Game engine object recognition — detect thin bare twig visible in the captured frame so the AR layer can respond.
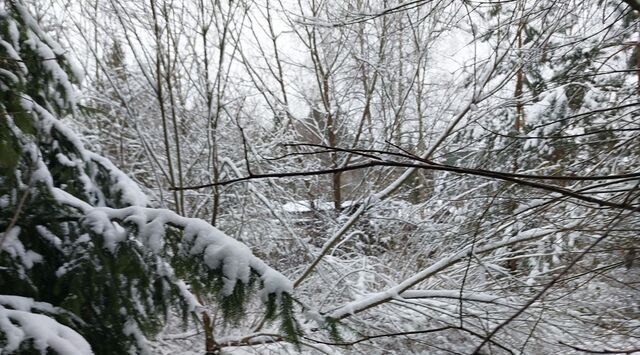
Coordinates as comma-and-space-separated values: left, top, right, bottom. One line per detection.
559, 341, 640, 354
0, 183, 31, 249
303, 325, 513, 354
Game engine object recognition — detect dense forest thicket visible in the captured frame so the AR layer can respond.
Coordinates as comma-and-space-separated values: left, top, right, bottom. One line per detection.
1, 0, 639, 354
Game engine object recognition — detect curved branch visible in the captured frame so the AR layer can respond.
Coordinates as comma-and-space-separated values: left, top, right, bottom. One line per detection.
171, 160, 639, 212
559, 341, 640, 354
303, 325, 514, 354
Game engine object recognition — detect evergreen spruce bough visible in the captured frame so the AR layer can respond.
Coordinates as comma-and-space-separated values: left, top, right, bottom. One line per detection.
0, 1, 299, 353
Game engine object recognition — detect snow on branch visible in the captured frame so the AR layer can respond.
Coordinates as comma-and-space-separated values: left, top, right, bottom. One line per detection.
328, 225, 570, 319
0, 296, 92, 355
85, 205, 294, 297
9, 73, 293, 301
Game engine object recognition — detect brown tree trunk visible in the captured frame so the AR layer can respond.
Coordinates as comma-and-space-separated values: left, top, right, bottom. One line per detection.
514, 15, 525, 132
618, 0, 639, 101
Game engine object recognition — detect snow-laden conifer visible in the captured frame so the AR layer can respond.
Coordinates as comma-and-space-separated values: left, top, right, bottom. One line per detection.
0, 1, 298, 353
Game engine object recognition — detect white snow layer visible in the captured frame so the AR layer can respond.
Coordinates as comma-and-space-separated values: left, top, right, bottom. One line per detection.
11, 92, 292, 298
0, 296, 93, 355
74, 204, 293, 297
329, 226, 565, 318
108, 207, 293, 297
87, 152, 148, 207
0, 227, 43, 269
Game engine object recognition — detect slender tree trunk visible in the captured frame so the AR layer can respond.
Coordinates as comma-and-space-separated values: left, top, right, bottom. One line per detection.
514, 14, 525, 132
323, 75, 342, 212
202, 311, 219, 354
150, 0, 180, 213
162, 4, 185, 215
636, 25, 640, 94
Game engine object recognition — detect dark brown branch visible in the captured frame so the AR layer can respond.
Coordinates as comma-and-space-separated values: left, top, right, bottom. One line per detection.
170, 160, 639, 212
528, 102, 640, 130
621, 0, 640, 12
297, 0, 434, 27
559, 341, 640, 354
478, 126, 640, 140
282, 143, 384, 161
284, 142, 413, 162
303, 325, 514, 354
303, 326, 454, 346
172, 161, 381, 189
238, 126, 252, 175
289, 143, 640, 182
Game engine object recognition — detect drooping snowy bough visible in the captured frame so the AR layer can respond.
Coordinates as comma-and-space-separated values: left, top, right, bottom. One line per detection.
0, 1, 297, 353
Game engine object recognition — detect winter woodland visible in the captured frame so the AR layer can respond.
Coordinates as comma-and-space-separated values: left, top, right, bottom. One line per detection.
1, 0, 639, 354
